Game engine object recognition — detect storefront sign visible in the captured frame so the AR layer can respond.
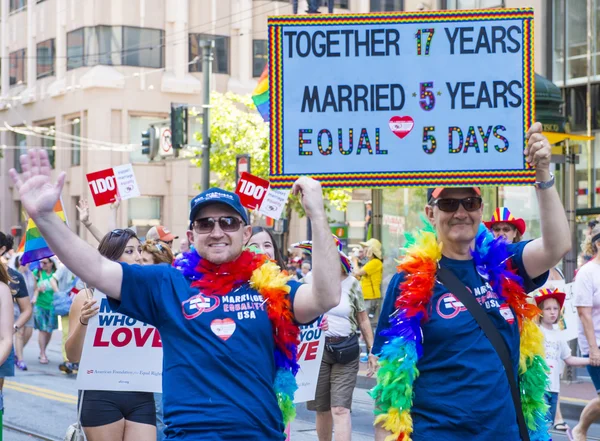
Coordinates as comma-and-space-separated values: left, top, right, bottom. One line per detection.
268, 9, 535, 189
76, 291, 163, 392
294, 317, 326, 403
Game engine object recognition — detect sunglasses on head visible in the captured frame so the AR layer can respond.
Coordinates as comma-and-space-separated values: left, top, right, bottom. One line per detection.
109, 228, 135, 237
431, 197, 483, 213
192, 216, 244, 234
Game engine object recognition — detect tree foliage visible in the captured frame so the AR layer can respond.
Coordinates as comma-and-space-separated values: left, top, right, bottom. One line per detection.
191, 91, 351, 217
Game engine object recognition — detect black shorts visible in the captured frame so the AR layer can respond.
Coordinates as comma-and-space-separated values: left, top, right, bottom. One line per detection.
79, 390, 156, 427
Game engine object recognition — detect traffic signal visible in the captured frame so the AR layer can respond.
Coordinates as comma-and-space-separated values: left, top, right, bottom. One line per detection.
171, 104, 188, 150
141, 126, 159, 160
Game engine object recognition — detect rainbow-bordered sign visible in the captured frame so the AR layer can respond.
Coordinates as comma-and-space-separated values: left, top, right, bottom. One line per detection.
268, 9, 535, 189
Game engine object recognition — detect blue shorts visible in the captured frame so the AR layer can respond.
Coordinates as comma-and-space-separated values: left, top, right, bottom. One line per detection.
583, 354, 600, 393
0, 348, 15, 378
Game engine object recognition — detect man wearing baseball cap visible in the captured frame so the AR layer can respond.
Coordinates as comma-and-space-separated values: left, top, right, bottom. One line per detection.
8, 149, 342, 441
371, 124, 571, 441
146, 225, 178, 248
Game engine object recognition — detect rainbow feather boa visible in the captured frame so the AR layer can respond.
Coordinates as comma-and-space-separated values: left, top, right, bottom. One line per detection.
370, 221, 550, 441
174, 250, 300, 429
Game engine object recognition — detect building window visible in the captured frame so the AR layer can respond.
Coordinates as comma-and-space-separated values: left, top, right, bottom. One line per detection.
13, 133, 27, 173
37, 39, 55, 79
38, 123, 56, 168
253, 40, 267, 77
67, 26, 165, 70
123, 27, 164, 68
9, 0, 26, 13
333, 0, 349, 8
446, 0, 504, 8
128, 196, 162, 239
67, 28, 84, 70
189, 34, 230, 74
9, 49, 26, 86
71, 118, 81, 166
370, 0, 403, 11
552, 0, 599, 83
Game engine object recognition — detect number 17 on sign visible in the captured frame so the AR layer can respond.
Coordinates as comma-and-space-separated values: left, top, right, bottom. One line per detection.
416, 29, 435, 55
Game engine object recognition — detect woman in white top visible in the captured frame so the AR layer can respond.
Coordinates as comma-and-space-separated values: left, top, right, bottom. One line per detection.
293, 236, 374, 441
573, 224, 600, 440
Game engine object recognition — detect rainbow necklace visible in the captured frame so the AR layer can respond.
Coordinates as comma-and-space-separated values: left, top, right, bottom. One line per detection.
370, 221, 549, 441
175, 250, 300, 428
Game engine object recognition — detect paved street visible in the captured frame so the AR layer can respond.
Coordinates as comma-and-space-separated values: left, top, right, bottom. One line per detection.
3, 329, 600, 441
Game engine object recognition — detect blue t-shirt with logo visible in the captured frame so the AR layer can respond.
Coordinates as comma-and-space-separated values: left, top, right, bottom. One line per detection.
108, 262, 302, 440
372, 241, 548, 441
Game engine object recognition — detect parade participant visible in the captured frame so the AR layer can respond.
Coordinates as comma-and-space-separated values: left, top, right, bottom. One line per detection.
294, 237, 375, 441
353, 238, 383, 328
13, 255, 35, 370
77, 198, 121, 243
371, 123, 570, 441
534, 288, 589, 433
32, 258, 57, 364
65, 229, 156, 441
141, 240, 175, 266
247, 227, 286, 269
146, 226, 177, 249
9, 150, 341, 441
51, 260, 78, 374
178, 237, 190, 255
0, 262, 14, 437
485, 206, 527, 243
572, 223, 600, 441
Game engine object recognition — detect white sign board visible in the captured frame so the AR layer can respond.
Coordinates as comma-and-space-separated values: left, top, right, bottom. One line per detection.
76, 291, 163, 392
294, 317, 325, 403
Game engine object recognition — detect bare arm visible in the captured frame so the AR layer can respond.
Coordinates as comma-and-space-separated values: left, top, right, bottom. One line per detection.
77, 199, 106, 243
65, 289, 97, 363
0, 284, 13, 365
357, 310, 374, 351
522, 123, 571, 279
292, 178, 342, 324
107, 196, 121, 231
564, 355, 591, 367
577, 306, 600, 365
10, 150, 123, 300
14, 296, 32, 328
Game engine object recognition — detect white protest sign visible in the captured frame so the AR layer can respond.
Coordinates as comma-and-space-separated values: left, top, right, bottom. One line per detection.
235, 172, 290, 220
294, 316, 325, 403
86, 164, 141, 206
76, 291, 163, 392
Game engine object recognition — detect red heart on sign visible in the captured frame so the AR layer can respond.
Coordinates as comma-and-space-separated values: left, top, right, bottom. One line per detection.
210, 318, 236, 341
389, 116, 415, 139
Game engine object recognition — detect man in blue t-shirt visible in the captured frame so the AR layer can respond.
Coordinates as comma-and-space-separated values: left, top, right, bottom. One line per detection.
371, 124, 571, 441
9, 157, 343, 441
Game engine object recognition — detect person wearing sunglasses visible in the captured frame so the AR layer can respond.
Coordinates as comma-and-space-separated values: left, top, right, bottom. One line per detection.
9, 150, 342, 441
371, 124, 571, 441
484, 207, 526, 244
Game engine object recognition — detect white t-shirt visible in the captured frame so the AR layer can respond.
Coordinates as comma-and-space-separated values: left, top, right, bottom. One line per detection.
541, 326, 571, 393
325, 275, 365, 338
574, 261, 600, 355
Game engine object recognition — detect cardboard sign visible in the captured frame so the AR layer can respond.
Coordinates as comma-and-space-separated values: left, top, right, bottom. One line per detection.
267, 9, 535, 189
235, 172, 289, 220
86, 164, 140, 206
76, 292, 163, 392
294, 316, 326, 403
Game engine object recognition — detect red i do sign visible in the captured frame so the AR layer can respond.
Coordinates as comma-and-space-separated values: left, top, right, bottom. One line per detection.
86, 168, 118, 206
235, 172, 269, 210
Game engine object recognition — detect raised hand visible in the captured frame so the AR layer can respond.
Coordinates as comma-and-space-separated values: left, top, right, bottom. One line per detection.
110, 195, 121, 211
525, 122, 551, 171
76, 199, 90, 225
292, 177, 326, 221
9, 149, 66, 221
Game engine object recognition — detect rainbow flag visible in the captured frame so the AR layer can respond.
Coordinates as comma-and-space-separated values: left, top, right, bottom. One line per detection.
252, 64, 269, 122
21, 200, 67, 264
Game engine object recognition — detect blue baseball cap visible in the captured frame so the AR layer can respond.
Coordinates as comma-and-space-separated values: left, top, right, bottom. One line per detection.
189, 188, 249, 226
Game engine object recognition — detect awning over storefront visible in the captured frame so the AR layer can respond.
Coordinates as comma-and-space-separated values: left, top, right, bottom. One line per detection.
543, 132, 595, 145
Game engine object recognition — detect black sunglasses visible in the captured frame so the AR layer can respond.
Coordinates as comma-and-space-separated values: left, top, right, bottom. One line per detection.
431, 197, 483, 213
192, 216, 244, 234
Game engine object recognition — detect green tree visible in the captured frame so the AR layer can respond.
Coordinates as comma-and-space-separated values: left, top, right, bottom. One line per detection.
191, 91, 351, 217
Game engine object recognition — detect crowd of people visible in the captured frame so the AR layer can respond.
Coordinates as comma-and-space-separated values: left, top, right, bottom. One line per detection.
0, 124, 599, 441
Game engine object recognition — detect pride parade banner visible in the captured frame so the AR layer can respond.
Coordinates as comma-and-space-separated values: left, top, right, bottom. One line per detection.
267, 9, 535, 189
76, 291, 163, 392
294, 316, 326, 403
